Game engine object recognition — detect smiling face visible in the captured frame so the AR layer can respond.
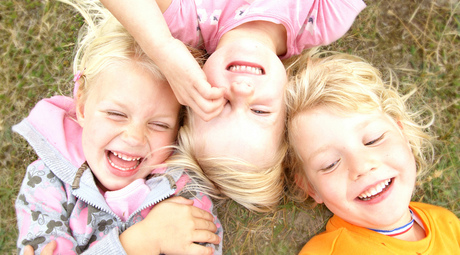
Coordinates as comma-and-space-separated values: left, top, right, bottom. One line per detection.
292, 106, 416, 230
191, 39, 287, 169
76, 60, 180, 191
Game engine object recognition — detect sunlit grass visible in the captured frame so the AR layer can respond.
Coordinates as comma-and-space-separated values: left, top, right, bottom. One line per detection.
1, 0, 458, 254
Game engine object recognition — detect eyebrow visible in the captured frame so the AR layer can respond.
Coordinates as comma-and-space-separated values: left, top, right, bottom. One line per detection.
303, 116, 376, 163
305, 144, 331, 164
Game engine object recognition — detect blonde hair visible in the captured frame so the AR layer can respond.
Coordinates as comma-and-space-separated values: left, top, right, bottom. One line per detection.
60, 1, 166, 106
166, 108, 288, 212
285, 49, 434, 202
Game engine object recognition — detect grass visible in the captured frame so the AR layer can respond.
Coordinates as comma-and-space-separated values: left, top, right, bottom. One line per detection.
1, 0, 458, 254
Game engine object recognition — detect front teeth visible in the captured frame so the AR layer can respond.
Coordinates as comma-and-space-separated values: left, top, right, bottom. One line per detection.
112, 151, 141, 161
359, 179, 391, 200
228, 65, 263, 75
109, 151, 142, 171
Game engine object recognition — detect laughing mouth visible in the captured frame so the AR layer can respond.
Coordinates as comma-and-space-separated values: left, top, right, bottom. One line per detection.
107, 151, 143, 171
227, 64, 264, 75
358, 178, 393, 201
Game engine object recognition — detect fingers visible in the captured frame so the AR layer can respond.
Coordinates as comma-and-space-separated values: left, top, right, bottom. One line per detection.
187, 244, 215, 255
190, 205, 214, 222
23, 240, 57, 255
166, 196, 194, 206
193, 229, 221, 245
193, 217, 218, 233
24, 245, 34, 255
41, 240, 57, 255
189, 81, 226, 121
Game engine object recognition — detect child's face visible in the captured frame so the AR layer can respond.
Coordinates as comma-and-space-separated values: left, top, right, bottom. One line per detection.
193, 39, 287, 169
77, 61, 180, 191
292, 106, 416, 230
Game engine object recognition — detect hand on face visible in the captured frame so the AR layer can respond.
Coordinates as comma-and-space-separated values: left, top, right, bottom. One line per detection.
120, 196, 220, 255
154, 38, 227, 121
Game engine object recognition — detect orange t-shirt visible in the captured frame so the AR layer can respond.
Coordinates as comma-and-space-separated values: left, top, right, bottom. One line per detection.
299, 202, 460, 255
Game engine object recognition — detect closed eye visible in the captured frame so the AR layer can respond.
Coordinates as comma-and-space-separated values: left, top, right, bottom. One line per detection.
251, 108, 270, 115
150, 122, 170, 131
365, 133, 385, 146
321, 158, 341, 173
107, 111, 127, 118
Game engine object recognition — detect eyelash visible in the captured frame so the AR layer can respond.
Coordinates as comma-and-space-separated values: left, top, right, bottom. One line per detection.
225, 101, 270, 115
107, 111, 126, 118
365, 133, 385, 146
151, 122, 170, 130
251, 109, 269, 115
321, 158, 341, 172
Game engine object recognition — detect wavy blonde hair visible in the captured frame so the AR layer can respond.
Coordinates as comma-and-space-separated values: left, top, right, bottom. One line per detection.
166, 107, 288, 212
60, 0, 166, 106
285, 49, 434, 203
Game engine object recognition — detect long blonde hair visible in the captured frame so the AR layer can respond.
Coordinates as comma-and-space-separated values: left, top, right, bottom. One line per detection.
167, 108, 288, 212
285, 49, 434, 202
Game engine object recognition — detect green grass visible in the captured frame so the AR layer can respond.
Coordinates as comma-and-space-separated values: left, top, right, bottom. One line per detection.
1, 0, 459, 254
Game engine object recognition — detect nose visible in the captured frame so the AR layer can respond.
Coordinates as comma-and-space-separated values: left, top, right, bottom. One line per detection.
225, 81, 255, 106
348, 149, 378, 181
122, 122, 147, 146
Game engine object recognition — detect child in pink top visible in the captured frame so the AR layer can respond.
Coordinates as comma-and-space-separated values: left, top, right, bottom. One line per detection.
95, 0, 366, 211
15, 6, 222, 255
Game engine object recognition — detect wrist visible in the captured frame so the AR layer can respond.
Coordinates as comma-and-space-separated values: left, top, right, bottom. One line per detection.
120, 222, 161, 255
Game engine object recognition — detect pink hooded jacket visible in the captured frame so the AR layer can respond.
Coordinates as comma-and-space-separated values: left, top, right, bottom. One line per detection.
13, 96, 223, 254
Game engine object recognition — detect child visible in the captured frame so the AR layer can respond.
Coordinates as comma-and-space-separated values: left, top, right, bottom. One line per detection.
285, 51, 460, 254
98, 0, 367, 212
13, 8, 222, 255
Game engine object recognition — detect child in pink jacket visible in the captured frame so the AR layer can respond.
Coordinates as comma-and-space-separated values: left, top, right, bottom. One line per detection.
14, 8, 222, 255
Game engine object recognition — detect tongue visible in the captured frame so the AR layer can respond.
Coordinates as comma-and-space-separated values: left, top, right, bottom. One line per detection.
108, 152, 138, 170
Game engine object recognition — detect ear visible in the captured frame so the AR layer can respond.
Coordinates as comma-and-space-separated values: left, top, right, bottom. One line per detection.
396, 119, 404, 130
295, 173, 323, 204
306, 182, 324, 204
75, 99, 85, 128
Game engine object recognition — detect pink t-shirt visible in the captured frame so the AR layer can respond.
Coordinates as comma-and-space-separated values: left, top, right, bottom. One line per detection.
163, 0, 366, 59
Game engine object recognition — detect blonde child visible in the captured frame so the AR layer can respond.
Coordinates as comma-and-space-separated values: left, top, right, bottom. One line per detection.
14, 7, 222, 255
286, 51, 460, 254
98, 0, 366, 212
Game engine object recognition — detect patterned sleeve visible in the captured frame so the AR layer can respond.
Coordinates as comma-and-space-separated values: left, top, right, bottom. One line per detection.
16, 159, 80, 254
15, 159, 127, 255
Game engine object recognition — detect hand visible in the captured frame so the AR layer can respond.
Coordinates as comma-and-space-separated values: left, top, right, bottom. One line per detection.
24, 240, 56, 255
154, 38, 226, 121
120, 196, 220, 255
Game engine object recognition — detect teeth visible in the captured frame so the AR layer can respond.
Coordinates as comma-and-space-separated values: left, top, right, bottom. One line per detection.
109, 160, 138, 171
358, 179, 392, 200
229, 65, 263, 75
109, 151, 142, 171
112, 151, 141, 161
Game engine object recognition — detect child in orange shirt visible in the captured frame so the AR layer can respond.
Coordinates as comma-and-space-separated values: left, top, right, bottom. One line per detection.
286, 50, 460, 254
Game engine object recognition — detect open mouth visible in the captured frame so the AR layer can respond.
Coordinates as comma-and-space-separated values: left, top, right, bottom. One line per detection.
106, 151, 143, 171
227, 64, 265, 75
358, 178, 393, 201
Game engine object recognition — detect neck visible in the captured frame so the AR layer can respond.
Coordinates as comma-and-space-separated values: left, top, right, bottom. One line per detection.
370, 208, 426, 242
219, 21, 287, 56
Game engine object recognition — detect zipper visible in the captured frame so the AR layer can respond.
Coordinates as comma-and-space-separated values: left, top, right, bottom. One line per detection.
127, 175, 177, 221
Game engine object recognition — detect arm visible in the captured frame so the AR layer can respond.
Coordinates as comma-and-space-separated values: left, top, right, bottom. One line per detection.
119, 196, 220, 255
16, 160, 127, 255
99, 0, 226, 121
16, 160, 79, 254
